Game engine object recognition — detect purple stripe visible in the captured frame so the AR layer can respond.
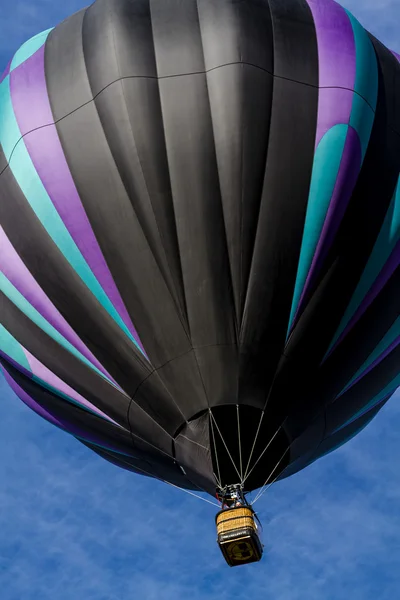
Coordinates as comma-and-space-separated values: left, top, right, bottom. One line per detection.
1, 365, 66, 429
0, 349, 33, 380
315, 88, 354, 147
9, 45, 143, 349
1, 345, 123, 431
1, 365, 131, 454
296, 127, 362, 316
307, 0, 356, 147
25, 349, 122, 426
391, 50, 400, 62
340, 335, 400, 396
0, 59, 11, 84
0, 344, 110, 422
0, 225, 114, 382
331, 238, 400, 350
308, 0, 355, 88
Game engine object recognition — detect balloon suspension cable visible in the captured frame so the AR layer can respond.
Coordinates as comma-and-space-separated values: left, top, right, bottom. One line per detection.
102, 449, 220, 508
209, 410, 223, 490
209, 409, 242, 484
210, 405, 288, 496
242, 423, 283, 486
243, 410, 265, 482
164, 480, 221, 507
251, 446, 291, 505
236, 404, 244, 482
243, 362, 287, 483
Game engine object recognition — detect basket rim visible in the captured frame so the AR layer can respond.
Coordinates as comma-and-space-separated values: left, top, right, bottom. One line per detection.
215, 505, 255, 524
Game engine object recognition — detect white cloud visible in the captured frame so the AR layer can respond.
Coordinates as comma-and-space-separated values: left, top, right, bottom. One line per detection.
0, 0, 400, 598
0, 0, 86, 61
1, 373, 399, 599
1, 0, 399, 66
339, 0, 400, 51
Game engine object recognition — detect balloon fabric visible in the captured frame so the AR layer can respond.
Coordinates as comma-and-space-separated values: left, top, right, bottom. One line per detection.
1, 0, 400, 499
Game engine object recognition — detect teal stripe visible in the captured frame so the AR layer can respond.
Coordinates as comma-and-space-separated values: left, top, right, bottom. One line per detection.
341, 316, 400, 394
10, 29, 53, 72
349, 94, 375, 160
346, 10, 378, 159
319, 415, 374, 459
0, 324, 31, 373
0, 272, 112, 384
335, 381, 398, 433
75, 436, 135, 458
288, 125, 349, 331
289, 16, 378, 335
346, 10, 378, 111
0, 322, 118, 425
31, 375, 114, 423
0, 75, 138, 348
328, 178, 400, 353
0, 75, 22, 160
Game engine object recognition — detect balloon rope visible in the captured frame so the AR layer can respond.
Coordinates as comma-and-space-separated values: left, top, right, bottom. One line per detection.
251, 447, 290, 505
242, 410, 265, 482
209, 411, 223, 489
164, 481, 221, 507
209, 409, 242, 483
242, 424, 283, 486
237, 405, 243, 482
243, 359, 287, 483
102, 448, 220, 507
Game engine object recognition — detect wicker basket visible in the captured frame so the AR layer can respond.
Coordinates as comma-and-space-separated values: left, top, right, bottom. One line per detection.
216, 506, 257, 536
215, 506, 263, 567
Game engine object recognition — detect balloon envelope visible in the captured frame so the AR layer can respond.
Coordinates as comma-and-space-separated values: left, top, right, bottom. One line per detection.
1, 0, 400, 496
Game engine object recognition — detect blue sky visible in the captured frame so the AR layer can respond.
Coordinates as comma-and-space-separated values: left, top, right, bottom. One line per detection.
1, 1, 400, 599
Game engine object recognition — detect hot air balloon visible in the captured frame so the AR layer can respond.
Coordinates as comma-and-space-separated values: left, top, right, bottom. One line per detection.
1, 0, 400, 567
